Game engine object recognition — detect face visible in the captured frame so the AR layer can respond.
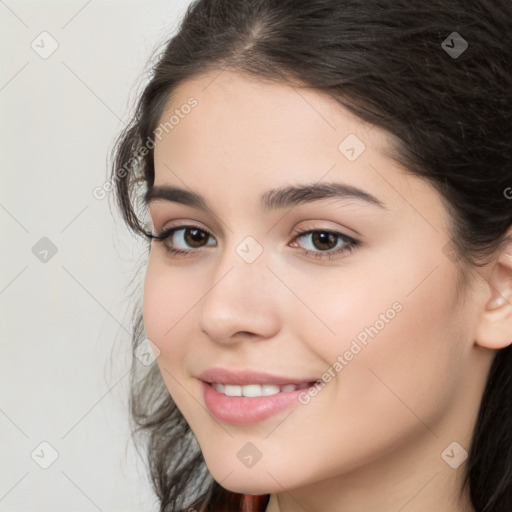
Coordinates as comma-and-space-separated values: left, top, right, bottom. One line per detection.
143, 69, 486, 497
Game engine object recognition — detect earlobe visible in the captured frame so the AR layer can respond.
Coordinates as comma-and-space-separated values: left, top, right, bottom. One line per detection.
474, 233, 512, 351
475, 294, 512, 351
487, 296, 506, 310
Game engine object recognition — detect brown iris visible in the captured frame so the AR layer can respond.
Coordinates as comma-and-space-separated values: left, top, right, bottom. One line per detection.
310, 232, 338, 251
184, 228, 209, 248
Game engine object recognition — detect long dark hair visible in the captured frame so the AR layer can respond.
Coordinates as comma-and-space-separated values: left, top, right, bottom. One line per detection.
109, 1, 512, 510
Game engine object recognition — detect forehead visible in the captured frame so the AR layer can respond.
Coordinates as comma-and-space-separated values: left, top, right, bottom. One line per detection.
154, 70, 386, 179
151, 69, 446, 225
159, 69, 377, 146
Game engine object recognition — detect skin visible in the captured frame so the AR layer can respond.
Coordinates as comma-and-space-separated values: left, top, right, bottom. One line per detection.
143, 69, 512, 512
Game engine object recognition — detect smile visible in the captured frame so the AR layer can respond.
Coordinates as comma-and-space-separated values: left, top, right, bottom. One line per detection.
211, 382, 314, 397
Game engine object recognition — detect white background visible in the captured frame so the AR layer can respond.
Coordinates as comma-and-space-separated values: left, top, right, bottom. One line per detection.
0, 1, 195, 510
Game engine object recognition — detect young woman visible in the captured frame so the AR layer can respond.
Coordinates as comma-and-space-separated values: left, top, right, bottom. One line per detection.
110, 1, 512, 510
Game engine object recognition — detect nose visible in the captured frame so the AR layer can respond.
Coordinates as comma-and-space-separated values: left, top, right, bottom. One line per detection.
197, 246, 281, 345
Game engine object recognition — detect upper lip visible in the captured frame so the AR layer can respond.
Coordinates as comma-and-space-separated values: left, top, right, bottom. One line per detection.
198, 367, 318, 386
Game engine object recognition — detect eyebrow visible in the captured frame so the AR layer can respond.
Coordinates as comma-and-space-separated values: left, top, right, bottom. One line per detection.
144, 182, 387, 213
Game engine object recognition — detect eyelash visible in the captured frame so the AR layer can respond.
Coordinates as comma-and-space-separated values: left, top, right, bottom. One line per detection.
147, 224, 360, 260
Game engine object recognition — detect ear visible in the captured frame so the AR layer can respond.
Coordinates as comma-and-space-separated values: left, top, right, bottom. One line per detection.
475, 229, 512, 350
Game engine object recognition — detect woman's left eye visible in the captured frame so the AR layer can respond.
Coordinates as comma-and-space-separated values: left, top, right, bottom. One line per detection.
290, 229, 359, 259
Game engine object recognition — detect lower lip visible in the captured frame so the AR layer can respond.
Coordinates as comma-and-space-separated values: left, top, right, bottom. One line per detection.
202, 381, 315, 424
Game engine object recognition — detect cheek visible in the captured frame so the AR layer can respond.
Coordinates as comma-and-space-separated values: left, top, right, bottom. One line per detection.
142, 256, 206, 416
142, 254, 198, 365
313, 257, 465, 438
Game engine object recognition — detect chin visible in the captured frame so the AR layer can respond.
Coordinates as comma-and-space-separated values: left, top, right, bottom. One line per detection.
218, 481, 274, 496
207, 467, 283, 495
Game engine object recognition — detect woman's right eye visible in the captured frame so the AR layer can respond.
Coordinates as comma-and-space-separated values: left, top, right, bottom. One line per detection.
149, 226, 216, 256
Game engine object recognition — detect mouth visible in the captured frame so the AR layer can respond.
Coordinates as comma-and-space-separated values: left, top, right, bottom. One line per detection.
197, 367, 321, 423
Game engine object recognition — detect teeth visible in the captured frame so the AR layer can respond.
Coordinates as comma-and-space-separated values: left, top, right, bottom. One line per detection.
224, 384, 242, 396
260, 385, 281, 396
211, 382, 311, 397
212, 382, 225, 393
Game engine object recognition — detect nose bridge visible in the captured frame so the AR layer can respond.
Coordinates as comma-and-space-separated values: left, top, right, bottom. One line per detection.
198, 236, 281, 342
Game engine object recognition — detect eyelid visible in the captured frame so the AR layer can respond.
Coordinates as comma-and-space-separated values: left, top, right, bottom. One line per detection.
289, 221, 361, 247
149, 209, 226, 239
152, 219, 215, 237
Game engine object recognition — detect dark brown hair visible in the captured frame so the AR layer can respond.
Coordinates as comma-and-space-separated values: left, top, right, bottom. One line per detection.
109, 1, 512, 510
